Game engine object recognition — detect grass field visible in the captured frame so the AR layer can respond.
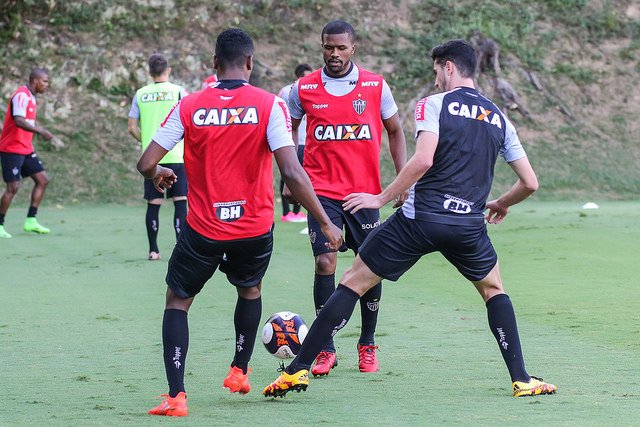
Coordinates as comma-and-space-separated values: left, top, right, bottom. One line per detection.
1, 201, 639, 425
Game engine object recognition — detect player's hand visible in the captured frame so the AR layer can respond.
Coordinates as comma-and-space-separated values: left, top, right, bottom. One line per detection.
392, 190, 409, 208
485, 199, 509, 224
40, 129, 54, 140
321, 222, 344, 251
153, 166, 177, 193
50, 136, 65, 149
342, 192, 383, 214
282, 183, 298, 204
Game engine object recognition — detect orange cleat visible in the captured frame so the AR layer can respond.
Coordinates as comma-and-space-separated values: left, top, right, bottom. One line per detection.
223, 366, 251, 394
148, 392, 188, 417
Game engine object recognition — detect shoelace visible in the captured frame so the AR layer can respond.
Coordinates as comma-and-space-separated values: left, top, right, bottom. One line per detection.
315, 351, 331, 365
360, 346, 379, 365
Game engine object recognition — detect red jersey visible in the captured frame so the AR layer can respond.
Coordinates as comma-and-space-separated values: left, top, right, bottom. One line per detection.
298, 68, 384, 199
201, 74, 218, 89
177, 85, 283, 240
0, 86, 38, 154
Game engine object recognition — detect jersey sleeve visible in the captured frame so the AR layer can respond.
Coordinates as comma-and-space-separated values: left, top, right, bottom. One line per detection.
414, 96, 441, 138
152, 102, 184, 151
267, 96, 296, 152
500, 116, 527, 162
12, 92, 31, 118
179, 87, 189, 99
287, 83, 305, 120
128, 94, 140, 119
380, 80, 399, 120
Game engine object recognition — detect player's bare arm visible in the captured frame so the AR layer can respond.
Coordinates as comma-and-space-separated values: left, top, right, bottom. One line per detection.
275, 145, 343, 250
137, 140, 177, 193
485, 156, 538, 224
281, 117, 303, 203
382, 112, 408, 207
14, 115, 53, 140
128, 117, 142, 142
343, 130, 438, 214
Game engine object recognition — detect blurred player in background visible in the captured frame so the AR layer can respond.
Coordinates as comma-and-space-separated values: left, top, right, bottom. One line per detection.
201, 73, 218, 89
264, 39, 556, 399
277, 63, 312, 223
138, 28, 343, 417
0, 67, 64, 238
128, 53, 188, 260
284, 20, 407, 376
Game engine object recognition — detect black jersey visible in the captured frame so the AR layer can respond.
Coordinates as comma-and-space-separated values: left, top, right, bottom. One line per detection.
403, 87, 526, 224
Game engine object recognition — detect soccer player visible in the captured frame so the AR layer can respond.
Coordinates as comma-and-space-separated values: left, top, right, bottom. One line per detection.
284, 20, 407, 375
264, 39, 557, 398
277, 63, 312, 223
128, 53, 189, 260
138, 28, 343, 417
0, 67, 63, 238
201, 73, 218, 90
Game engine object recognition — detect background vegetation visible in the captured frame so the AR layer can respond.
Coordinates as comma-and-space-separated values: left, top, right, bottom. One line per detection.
0, 0, 638, 204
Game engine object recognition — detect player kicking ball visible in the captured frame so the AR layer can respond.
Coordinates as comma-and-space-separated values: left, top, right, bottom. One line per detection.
263, 39, 556, 399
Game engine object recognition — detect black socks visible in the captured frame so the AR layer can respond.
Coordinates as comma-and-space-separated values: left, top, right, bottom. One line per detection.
27, 206, 38, 217
231, 296, 262, 374
173, 200, 187, 238
359, 282, 381, 345
146, 204, 160, 253
314, 273, 336, 352
486, 293, 529, 382
162, 309, 189, 397
287, 284, 359, 373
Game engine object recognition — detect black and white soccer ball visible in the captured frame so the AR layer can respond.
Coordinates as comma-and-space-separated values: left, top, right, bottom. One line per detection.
261, 311, 308, 359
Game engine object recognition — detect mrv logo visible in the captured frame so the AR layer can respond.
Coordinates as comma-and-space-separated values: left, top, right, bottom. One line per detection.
193, 107, 258, 126
140, 91, 174, 103
300, 83, 318, 90
443, 194, 473, 214
447, 102, 502, 128
314, 124, 371, 141
214, 200, 246, 222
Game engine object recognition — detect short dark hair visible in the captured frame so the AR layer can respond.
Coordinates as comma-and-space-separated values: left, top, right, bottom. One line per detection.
431, 39, 477, 79
294, 63, 312, 78
321, 20, 356, 42
215, 28, 254, 69
29, 67, 48, 82
148, 53, 169, 77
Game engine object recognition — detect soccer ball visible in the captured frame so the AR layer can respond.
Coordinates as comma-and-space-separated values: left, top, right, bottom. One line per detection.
261, 311, 308, 359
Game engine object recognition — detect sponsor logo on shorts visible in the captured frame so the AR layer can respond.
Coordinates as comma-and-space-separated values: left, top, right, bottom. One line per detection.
309, 230, 316, 244
213, 200, 246, 222
361, 219, 380, 230
443, 194, 473, 214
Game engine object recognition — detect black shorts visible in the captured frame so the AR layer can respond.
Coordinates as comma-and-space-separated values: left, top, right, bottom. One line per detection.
165, 222, 273, 298
0, 152, 45, 182
144, 163, 187, 200
359, 210, 498, 282
307, 196, 380, 256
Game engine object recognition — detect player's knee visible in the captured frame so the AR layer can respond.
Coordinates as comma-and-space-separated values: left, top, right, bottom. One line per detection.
6, 181, 21, 195
238, 285, 261, 300
315, 254, 337, 274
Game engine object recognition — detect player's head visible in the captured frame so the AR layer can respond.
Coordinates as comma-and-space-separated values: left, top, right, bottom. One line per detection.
148, 53, 170, 78
431, 39, 477, 91
321, 20, 356, 77
214, 28, 254, 76
294, 63, 313, 78
29, 68, 49, 94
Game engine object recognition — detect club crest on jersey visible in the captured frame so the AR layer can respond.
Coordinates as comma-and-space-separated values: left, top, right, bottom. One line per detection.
447, 102, 502, 128
140, 91, 174, 103
352, 94, 366, 115
314, 124, 372, 141
193, 107, 258, 126
213, 200, 246, 222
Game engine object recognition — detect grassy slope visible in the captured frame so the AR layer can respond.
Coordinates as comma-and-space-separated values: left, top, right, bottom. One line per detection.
1, 202, 639, 425
0, 0, 639, 205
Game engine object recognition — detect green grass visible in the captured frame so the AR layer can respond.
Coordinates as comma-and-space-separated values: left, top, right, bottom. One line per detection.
1, 202, 639, 425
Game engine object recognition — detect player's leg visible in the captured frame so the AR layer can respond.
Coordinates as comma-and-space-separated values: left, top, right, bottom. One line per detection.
167, 164, 188, 240
22, 153, 50, 233
149, 223, 222, 415
307, 198, 344, 375
221, 229, 273, 394
144, 178, 164, 259
345, 207, 382, 371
